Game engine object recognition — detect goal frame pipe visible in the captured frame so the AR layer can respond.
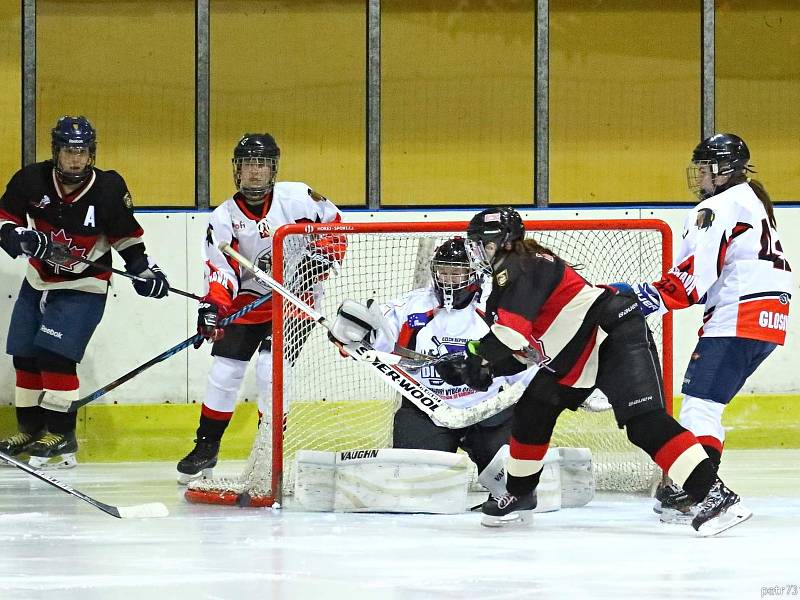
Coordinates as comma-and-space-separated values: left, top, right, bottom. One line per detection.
271, 219, 673, 503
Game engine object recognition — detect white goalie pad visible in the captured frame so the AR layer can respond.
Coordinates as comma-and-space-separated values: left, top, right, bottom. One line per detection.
294, 448, 470, 514
558, 447, 595, 508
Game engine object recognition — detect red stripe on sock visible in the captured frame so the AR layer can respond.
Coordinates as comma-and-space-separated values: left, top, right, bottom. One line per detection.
201, 404, 234, 420
16, 369, 42, 390
41, 371, 79, 392
697, 435, 724, 453
653, 430, 698, 472
510, 436, 549, 461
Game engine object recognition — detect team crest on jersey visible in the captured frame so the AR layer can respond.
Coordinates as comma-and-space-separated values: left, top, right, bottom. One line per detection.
495, 269, 509, 287
256, 249, 273, 277
695, 208, 715, 230
48, 229, 86, 273
307, 188, 327, 203
407, 312, 432, 328
123, 192, 133, 209
257, 217, 272, 239
33, 194, 51, 209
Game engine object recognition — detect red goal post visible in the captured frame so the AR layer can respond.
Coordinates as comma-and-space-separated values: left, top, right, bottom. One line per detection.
186, 218, 673, 508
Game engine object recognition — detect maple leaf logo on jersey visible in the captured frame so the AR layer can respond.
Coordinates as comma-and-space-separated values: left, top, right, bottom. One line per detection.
48, 229, 87, 272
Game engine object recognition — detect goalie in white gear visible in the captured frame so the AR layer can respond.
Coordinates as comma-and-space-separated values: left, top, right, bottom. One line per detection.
329, 237, 535, 481
176, 133, 345, 484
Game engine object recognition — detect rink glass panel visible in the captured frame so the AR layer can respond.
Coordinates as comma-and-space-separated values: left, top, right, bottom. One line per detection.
715, 1, 800, 202
36, 1, 196, 207
0, 3, 20, 179
380, 1, 533, 207
209, 1, 365, 207
549, 0, 699, 204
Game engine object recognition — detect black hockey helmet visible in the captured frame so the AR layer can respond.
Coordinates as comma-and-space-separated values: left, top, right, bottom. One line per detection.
430, 237, 482, 311
688, 133, 753, 199
466, 207, 525, 248
232, 133, 281, 200
51, 115, 96, 185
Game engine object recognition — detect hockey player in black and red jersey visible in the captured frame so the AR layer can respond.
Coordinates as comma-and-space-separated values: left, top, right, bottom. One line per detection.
176, 133, 346, 483
612, 134, 793, 521
435, 207, 751, 536
0, 115, 170, 468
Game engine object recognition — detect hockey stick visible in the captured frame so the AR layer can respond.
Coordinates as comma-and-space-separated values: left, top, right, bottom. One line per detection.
49, 244, 203, 301
67, 291, 273, 411
0, 450, 168, 519
219, 242, 528, 428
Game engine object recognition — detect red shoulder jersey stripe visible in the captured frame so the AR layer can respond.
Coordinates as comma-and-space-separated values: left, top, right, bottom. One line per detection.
529, 266, 585, 339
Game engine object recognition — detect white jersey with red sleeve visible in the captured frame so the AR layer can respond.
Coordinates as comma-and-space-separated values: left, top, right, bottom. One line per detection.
371, 287, 537, 412
649, 182, 793, 343
202, 181, 343, 325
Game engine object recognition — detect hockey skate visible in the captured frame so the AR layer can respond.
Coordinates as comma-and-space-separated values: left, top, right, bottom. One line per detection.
27, 431, 78, 469
481, 490, 537, 527
691, 478, 752, 537
177, 439, 219, 484
0, 429, 45, 459
653, 481, 696, 524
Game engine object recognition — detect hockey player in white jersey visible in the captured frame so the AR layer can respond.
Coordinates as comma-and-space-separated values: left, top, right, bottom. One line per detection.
613, 133, 793, 520
330, 237, 535, 478
176, 133, 345, 483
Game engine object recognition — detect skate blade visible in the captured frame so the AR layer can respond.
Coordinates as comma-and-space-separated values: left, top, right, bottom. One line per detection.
28, 453, 77, 470
695, 504, 753, 537
481, 510, 533, 528
177, 467, 214, 485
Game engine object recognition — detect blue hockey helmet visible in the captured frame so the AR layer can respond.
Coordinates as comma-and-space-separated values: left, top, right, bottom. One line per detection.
51, 115, 97, 185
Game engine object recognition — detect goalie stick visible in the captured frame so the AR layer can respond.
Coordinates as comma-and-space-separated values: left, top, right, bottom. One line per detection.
49, 243, 203, 301
219, 242, 529, 428
66, 291, 273, 412
0, 450, 168, 519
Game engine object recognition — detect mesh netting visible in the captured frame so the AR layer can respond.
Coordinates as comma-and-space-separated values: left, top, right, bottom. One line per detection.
187, 221, 668, 506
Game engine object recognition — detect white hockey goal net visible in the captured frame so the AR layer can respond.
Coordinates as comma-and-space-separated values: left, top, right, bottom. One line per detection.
185, 219, 673, 507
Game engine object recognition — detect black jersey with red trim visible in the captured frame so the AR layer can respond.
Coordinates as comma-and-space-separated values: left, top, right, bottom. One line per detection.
0, 160, 146, 294
482, 250, 611, 388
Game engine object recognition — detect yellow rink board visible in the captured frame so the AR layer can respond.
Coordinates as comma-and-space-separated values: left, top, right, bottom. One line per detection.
1, 395, 798, 462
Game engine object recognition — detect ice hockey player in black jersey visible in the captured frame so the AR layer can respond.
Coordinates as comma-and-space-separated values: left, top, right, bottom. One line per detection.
435, 206, 751, 536
0, 115, 170, 468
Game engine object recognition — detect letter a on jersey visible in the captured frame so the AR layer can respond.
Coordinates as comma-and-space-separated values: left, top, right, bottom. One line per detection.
83, 205, 96, 228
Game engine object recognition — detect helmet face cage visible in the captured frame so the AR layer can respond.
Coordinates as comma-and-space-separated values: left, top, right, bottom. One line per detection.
687, 133, 751, 200
430, 238, 482, 310
232, 134, 280, 200
51, 115, 96, 185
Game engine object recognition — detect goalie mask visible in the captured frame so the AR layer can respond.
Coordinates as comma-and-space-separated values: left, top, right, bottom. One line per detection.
51, 115, 96, 185
465, 207, 525, 275
233, 133, 280, 201
687, 133, 753, 200
430, 237, 482, 311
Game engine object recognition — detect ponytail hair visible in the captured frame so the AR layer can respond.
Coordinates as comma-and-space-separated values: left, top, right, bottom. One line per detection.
749, 179, 776, 228
510, 238, 582, 270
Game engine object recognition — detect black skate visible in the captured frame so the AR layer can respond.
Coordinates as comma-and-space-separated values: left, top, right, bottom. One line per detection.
177, 439, 219, 484
481, 490, 537, 527
0, 429, 45, 458
691, 478, 752, 537
653, 481, 696, 524
27, 431, 78, 469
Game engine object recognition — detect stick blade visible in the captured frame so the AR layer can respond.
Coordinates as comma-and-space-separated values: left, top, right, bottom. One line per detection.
116, 502, 169, 519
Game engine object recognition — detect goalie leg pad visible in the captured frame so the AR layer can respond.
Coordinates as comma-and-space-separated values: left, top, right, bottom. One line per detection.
294, 448, 470, 514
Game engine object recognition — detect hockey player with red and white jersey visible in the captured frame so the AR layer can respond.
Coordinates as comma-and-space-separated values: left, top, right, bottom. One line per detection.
612, 134, 793, 519
347, 238, 536, 477
436, 207, 751, 535
0, 115, 170, 468
176, 133, 345, 483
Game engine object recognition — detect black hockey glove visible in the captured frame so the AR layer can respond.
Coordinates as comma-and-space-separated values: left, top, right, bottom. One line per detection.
290, 253, 335, 294
0, 225, 53, 260
434, 343, 493, 392
126, 257, 170, 299
194, 300, 225, 348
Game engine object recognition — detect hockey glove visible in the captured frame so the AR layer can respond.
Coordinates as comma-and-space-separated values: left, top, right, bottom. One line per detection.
194, 300, 226, 348
328, 299, 385, 346
127, 257, 170, 299
434, 342, 493, 392
0, 225, 53, 260
608, 282, 661, 317
290, 251, 339, 295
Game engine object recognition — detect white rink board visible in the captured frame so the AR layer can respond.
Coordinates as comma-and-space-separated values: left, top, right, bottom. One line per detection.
0, 206, 798, 406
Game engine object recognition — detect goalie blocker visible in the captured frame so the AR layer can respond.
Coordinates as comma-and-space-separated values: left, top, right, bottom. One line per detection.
292, 446, 594, 514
